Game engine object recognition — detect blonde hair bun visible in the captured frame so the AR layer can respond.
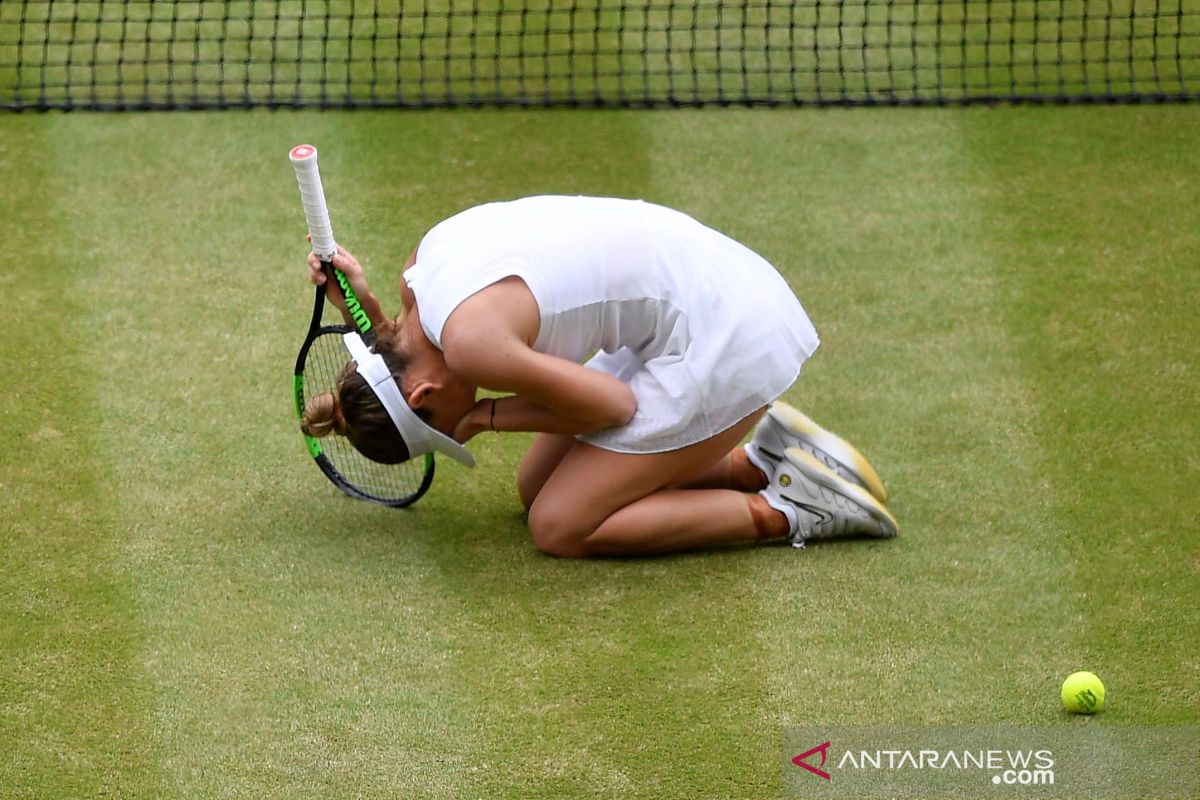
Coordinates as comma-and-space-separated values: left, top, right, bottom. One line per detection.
300, 392, 346, 438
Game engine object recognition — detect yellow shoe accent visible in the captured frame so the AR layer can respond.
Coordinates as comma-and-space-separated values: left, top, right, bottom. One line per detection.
766, 401, 889, 503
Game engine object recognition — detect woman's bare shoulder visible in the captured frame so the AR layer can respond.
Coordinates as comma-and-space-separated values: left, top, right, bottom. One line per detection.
440, 278, 541, 374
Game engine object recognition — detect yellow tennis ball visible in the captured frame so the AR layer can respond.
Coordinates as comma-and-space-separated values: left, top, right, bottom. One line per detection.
1061, 671, 1105, 714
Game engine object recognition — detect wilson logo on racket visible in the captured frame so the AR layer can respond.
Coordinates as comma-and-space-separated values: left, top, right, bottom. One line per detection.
335, 271, 373, 334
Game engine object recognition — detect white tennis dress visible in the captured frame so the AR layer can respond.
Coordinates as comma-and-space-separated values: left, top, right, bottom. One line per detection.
404, 196, 819, 453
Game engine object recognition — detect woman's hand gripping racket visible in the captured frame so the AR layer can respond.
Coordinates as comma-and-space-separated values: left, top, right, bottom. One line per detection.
288, 144, 435, 507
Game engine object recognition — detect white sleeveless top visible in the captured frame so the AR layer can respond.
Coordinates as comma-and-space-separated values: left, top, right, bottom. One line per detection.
404, 196, 819, 453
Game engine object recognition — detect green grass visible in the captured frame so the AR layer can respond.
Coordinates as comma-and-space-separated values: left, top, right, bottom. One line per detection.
1, 105, 1198, 799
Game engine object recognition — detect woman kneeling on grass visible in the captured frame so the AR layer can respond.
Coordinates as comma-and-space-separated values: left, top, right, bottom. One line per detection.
301, 195, 898, 557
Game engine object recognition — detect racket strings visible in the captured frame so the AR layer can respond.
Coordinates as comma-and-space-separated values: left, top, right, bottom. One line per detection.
304, 330, 429, 502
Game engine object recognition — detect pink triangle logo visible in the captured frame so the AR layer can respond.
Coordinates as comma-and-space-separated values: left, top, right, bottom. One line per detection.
792, 741, 832, 780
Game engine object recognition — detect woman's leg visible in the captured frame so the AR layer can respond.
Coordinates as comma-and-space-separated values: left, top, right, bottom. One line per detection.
672, 446, 769, 491
526, 410, 790, 557
517, 433, 577, 510
518, 425, 768, 509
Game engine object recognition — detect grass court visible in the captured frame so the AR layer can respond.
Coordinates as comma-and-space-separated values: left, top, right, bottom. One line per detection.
1, 81, 1198, 798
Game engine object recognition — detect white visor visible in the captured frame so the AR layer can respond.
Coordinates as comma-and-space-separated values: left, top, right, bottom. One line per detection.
342, 332, 475, 468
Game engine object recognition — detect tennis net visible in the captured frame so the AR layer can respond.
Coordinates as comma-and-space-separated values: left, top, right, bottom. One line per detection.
2, 0, 1198, 110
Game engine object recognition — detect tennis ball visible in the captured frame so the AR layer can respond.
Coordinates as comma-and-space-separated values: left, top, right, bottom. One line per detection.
1061, 671, 1105, 714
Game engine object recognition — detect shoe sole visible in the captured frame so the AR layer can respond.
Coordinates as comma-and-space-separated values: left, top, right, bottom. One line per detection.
768, 401, 889, 503
785, 447, 899, 538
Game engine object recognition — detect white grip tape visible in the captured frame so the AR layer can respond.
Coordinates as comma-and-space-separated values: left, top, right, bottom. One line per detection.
288, 144, 337, 261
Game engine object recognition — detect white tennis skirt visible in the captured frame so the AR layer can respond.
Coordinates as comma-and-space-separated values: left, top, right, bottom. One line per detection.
578, 258, 819, 454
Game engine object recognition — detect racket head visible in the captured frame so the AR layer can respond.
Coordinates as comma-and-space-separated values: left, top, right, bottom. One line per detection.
294, 320, 435, 508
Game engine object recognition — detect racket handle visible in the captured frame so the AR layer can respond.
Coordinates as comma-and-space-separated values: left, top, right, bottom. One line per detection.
288, 144, 337, 262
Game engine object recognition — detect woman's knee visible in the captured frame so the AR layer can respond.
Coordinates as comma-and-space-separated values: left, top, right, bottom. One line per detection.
526, 499, 593, 558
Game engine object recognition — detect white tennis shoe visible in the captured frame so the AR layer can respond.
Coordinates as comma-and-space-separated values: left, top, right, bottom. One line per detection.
760, 448, 899, 548
745, 401, 888, 502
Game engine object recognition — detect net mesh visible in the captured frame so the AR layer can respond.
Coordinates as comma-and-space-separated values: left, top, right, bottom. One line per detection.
2, 0, 1197, 109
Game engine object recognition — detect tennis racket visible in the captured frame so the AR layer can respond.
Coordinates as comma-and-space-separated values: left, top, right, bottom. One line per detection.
289, 144, 435, 507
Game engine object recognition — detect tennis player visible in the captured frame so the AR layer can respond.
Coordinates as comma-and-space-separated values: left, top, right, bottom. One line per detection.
302, 195, 898, 557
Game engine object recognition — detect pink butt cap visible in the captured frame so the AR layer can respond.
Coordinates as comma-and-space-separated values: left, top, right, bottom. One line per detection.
289, 144, 316, 160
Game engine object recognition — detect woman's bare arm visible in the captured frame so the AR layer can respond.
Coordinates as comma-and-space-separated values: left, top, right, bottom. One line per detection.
441, 281, 637, 440
305, 244, 387, 327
